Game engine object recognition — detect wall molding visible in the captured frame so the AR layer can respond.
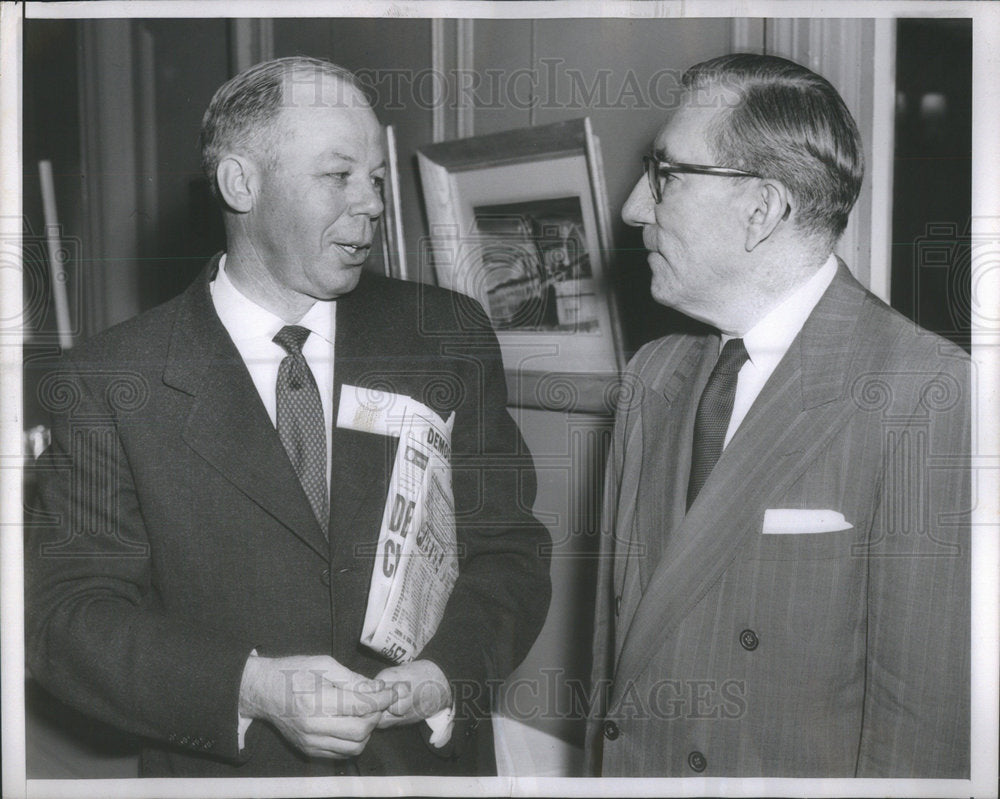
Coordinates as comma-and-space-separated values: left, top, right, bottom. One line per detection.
134, 22, 158, 262
77, 20, 141, 335
228, 18, 274, 76
431, 18, 474, 143
730, 18, 764, 52
868, 19, 897, 303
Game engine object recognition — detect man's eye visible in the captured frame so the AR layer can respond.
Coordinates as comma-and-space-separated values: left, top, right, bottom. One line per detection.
372, 175, 385, 192
326, 172, 350, 183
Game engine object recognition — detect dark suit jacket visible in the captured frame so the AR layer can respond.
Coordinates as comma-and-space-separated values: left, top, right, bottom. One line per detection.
26, 255, 551, 777
586, 263, 970, 777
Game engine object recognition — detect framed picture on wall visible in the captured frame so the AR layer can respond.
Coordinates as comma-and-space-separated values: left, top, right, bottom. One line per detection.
417, 118, 626, 413
378, 124, 409, 281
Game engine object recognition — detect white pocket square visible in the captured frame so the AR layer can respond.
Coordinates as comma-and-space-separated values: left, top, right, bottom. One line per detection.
762, 509, 853, 535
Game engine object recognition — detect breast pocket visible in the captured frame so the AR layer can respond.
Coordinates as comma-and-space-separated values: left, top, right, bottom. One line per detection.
748, 438, 876, 561
751, 526, 862, 560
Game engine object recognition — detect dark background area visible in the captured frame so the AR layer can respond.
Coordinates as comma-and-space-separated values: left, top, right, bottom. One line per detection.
891, 18, 972, 352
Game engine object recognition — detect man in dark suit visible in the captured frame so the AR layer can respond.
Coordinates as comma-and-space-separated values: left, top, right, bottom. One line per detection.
26, 56, 550, 777
587, 54, 970, 778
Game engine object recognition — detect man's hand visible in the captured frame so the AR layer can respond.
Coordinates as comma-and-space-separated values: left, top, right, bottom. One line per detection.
374, 659, 452, 728
239, 654, 394, 759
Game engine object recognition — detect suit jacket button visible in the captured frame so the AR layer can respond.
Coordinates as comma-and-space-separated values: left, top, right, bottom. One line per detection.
688, 751, 707, 772
603, 720, 620, 740
320, 567, 331, 587
739, 629, 759, 651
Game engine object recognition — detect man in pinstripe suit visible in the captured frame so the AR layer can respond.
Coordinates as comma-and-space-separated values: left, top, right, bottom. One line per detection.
586, 54, 970, 777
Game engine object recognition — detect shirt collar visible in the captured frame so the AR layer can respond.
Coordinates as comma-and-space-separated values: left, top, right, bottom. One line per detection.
211, 253, 335, 347
723, 253, 838, 366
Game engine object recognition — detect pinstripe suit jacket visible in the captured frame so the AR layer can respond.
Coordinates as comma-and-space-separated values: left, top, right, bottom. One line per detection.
586, 263, 970, 778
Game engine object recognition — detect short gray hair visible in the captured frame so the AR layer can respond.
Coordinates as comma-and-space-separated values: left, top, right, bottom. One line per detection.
199, 56, 365, 201
682, 53, 864, 244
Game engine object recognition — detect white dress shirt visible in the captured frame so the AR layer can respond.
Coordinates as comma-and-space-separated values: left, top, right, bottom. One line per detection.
210, 255, 336, 485
722, 254, 837, 448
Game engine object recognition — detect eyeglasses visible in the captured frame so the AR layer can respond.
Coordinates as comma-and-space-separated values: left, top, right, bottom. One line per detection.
642, 155, 760, 204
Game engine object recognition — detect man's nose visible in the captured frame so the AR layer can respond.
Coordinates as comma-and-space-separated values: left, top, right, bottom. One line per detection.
621, 177, 655, 227
352, 179, 384, 218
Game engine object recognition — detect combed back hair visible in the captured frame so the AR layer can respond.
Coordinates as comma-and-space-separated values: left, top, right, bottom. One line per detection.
682, 53, 864, 244
200, 56, 365, 202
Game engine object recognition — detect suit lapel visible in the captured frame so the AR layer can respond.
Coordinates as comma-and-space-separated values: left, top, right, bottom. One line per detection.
610, 264, 870, 706
610, 334, 714, 664
633, 335, 716, 590
163, 256, 330, 560
328, 280, 396, 561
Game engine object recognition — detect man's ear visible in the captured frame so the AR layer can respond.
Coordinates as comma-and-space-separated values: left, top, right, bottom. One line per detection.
215, 155, 256, 214
744, 179, 791, 251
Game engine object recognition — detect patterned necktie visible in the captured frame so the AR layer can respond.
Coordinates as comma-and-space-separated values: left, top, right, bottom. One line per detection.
687, 338, 750, 511
274, 325, 328, 535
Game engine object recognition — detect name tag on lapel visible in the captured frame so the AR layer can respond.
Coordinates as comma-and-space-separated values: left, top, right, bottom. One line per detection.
762, 508, 852, 535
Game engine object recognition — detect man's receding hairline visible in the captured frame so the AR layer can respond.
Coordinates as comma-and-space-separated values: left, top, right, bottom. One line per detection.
254, 68, 374, 169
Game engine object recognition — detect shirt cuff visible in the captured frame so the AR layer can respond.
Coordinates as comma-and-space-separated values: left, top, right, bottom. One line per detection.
237, 711, 253, 751
425, 704, 455, 748
237, 649, 258, 751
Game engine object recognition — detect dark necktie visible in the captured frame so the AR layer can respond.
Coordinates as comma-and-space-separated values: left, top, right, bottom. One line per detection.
274, 325, 328, 535
686, 338, 750, 510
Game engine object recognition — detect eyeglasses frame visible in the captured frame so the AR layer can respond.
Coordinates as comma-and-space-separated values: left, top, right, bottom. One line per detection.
642, 155, 761, 204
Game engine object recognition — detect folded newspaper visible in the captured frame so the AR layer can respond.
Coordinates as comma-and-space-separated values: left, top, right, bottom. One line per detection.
337, 384, 459, 664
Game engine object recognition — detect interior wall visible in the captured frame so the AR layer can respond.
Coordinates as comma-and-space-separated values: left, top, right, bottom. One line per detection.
130, 20, 231, 306
22, 19, 83, 432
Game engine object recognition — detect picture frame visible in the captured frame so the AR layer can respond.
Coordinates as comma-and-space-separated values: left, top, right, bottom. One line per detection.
417, 118, 626, 412
379, 124, 409, 280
